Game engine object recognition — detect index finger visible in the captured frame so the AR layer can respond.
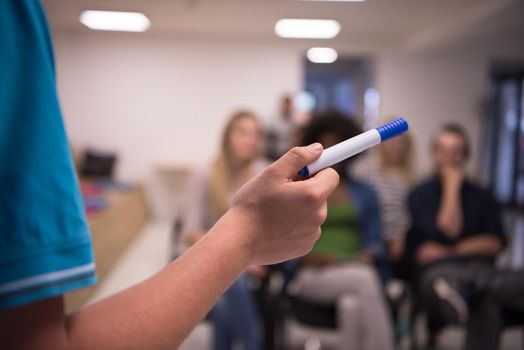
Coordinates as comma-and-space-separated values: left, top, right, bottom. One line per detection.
300, 167, 340, 200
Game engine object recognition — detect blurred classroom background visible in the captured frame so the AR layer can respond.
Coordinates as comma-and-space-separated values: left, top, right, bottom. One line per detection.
40, 0, 524, 349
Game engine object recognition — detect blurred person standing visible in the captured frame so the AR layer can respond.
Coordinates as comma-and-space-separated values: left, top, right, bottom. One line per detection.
266, 95, 297, 161
353, 118, 415, 265
180, 111, 269, 350
289, 111, 393, 350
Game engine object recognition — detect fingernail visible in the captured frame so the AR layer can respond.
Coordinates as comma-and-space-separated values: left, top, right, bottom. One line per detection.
308, 143, 323, 152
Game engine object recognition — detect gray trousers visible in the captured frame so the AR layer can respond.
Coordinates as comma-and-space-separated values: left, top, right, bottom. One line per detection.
290, 262, 394, 350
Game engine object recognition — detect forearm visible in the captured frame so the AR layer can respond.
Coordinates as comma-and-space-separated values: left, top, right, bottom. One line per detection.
1, 144, 338, 350
437, 188, 463, 238
453, 234, 503, 258
67, 210, 252, 350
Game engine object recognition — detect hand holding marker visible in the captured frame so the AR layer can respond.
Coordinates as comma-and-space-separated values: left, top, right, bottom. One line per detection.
298, 118, 409, 177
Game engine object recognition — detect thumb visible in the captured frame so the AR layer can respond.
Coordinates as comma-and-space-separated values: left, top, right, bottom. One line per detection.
271, 143, 323, 178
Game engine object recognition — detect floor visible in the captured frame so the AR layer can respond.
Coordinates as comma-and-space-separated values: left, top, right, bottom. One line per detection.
87, 220, 523, 350
86, 220, 210, 349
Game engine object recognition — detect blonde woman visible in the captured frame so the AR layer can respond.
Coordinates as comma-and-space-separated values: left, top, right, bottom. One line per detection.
180, 111, 269, 350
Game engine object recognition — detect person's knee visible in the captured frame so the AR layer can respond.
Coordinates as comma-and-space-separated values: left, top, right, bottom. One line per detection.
348, 264, 381, 290
225, 275, 250, 298
209, 297, 228, 324
417, 266, 451, 312
418, 265, 468, 325
419, 271, 437, 297
419, 265, 454, 296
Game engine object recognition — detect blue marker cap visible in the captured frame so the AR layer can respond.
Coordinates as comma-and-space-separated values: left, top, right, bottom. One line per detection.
375, 117, 409, 142
298, 167, 309, 177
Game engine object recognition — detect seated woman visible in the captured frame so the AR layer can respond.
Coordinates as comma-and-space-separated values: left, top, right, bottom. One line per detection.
289, 111, 393, 350
353, 117, 415, 266
180, 111, 269, 350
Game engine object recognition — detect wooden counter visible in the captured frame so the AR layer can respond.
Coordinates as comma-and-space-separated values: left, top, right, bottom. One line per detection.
64, 185, 148, 313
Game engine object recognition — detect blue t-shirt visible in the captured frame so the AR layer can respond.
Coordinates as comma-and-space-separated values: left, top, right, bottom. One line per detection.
0, 0, 96, 309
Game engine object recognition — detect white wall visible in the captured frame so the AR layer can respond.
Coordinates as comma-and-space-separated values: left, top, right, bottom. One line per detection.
377, 51, 486, 175
53, 32, 303, 182
377, 39, 524, 177
53, 30, 524, 183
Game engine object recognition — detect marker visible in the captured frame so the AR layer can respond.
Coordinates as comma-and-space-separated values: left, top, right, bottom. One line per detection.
298, 118, 409, 177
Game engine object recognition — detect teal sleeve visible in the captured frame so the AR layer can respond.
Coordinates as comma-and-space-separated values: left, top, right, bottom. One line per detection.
0, 0, 96, 309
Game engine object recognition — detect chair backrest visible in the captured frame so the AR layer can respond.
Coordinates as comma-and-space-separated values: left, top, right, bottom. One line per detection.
289, 296, 337, 329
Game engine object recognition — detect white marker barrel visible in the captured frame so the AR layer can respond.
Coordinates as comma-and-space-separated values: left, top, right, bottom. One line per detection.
306, 129, 380, 175
298, 118, 408, 177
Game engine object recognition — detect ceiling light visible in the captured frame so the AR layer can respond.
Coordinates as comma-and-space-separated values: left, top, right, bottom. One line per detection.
80, 10, 151, 32
275, 19, 341, 39
307, 47, 338, 63
299, 0, 365, 2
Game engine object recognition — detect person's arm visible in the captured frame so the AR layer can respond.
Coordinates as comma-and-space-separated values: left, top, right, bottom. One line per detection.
178, 168, 209, 250
416, 233, 504, 265
2, 214, 255, 350
387, 182, 411, 262
436, 167, 463, 238
0, 144, 339, 350
358, 185, 384, 261
453, 234, 503, 257
388, 238, 405, 262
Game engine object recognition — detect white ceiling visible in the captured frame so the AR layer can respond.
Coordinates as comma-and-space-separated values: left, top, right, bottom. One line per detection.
42, 0, 524, 52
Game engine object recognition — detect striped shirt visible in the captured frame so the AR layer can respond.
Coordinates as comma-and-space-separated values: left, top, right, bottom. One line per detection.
354, 159, 411, 241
